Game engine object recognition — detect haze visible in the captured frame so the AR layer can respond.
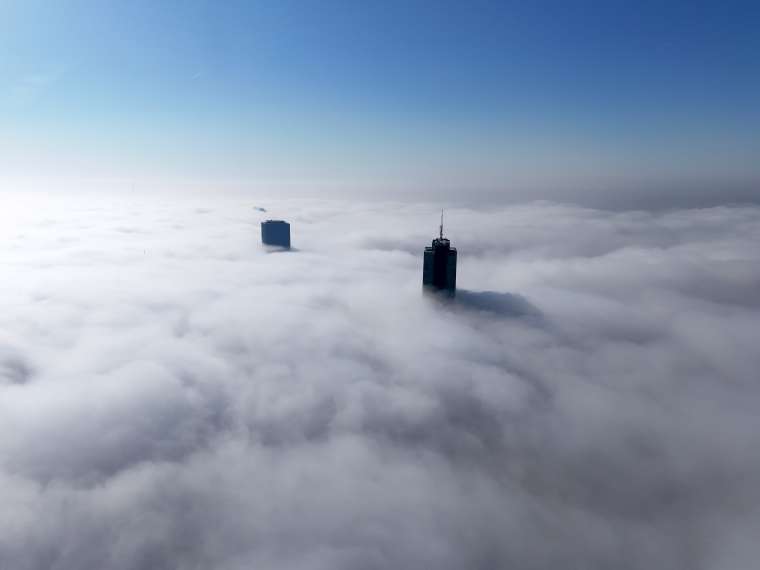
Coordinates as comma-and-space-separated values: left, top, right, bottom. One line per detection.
1, 2, 760, 569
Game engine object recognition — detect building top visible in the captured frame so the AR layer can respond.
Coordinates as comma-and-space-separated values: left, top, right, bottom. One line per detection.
426, 237, 455, 251
263, 219, 289, 224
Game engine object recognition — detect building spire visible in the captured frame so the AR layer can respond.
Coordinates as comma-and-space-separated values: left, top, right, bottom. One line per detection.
439, 209, 444, 240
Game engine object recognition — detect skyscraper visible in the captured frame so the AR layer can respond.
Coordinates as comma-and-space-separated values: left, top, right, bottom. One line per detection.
261, 220, 291, 248
422, 211, 457, 296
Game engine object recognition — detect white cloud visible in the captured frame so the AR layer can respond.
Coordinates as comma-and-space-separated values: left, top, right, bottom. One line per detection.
0, 192, 759, 569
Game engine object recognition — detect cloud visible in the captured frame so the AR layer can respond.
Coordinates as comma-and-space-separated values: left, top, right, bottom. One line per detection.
455, 289, 543, 319
0, 193, 759, 569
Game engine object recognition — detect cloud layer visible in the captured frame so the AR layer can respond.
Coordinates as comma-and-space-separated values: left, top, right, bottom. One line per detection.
1, 193, 759, 569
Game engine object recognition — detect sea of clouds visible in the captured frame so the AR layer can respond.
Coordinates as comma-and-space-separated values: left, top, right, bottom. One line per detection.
1, 191, 759, 570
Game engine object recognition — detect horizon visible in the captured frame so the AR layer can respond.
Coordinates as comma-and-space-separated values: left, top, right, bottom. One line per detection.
3, 3, 760, 569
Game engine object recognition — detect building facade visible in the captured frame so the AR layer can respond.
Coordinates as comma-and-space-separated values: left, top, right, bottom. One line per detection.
423, 235, 457, 296
261, 220, 291, 248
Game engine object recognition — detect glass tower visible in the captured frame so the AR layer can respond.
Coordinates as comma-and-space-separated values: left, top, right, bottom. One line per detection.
422, 212, 457, 296
261, 220, 291, 248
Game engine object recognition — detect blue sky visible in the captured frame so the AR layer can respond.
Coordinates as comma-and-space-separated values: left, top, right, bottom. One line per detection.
1, 0, 758, 205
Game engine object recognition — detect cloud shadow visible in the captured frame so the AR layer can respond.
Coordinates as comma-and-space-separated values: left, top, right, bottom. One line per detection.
455, 289, 543, 320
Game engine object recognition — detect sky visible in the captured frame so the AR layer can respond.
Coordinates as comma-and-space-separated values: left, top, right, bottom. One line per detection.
2, 5, 760, 567
1, 0, 759, 206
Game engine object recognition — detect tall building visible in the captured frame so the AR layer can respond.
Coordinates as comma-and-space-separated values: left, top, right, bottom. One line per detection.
261, 220, 291, 248
422, 211, 457, 296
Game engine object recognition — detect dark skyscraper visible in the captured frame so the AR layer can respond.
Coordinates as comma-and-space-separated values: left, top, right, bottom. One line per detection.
423, 211, 457, 296
261, 220, 291, 248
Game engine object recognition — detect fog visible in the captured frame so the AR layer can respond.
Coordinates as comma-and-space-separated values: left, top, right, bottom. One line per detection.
1, 192, 759, 569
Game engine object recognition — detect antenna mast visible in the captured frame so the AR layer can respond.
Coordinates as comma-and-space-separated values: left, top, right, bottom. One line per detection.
439, 209, 444, 240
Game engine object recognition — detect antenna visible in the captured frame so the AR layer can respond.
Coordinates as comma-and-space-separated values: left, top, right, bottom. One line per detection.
439, 209, 444, 240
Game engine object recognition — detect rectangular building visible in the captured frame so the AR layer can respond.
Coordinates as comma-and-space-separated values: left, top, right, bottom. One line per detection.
423, 237, 457, 295
261, 220, 291, 248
